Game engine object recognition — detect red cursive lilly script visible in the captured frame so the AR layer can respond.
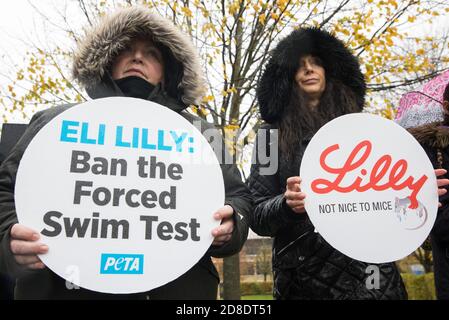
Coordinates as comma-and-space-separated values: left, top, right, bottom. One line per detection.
310, 140, 427, 209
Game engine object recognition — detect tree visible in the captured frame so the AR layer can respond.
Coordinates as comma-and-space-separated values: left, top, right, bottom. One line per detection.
412, 247, 433, 273
256, 243, 272, 282
222, 254, 241, 299
1, 0, 449, 299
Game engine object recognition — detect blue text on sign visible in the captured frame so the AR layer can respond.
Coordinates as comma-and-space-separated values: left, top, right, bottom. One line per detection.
60, 120, 194, 153
100, 253, 144, 274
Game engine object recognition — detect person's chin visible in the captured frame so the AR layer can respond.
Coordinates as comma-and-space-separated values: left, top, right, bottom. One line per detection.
125, 71, 147, 80
303, 87, 320, 95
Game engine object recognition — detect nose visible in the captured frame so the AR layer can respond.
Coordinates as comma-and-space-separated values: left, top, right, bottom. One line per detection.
303, 60, 313, 73
131, 49, 144, 63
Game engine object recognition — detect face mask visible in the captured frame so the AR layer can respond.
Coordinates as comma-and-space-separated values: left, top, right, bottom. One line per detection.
114, 76, 156, 100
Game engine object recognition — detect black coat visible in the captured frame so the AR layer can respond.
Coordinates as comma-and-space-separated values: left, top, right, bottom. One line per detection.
0, 124, 26, 300
409, 123, 449, 300
248, 27, 407, 299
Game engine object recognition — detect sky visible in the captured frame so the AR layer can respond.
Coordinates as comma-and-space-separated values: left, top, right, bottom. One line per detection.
0, 0, 86, 123
0, 1, 60, 62
0, 0, 82, 47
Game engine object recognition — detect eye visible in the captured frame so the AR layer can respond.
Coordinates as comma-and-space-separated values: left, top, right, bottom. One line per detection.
145, 48, 161, 61
146, 50, 156, 57
312, 57, 323, 66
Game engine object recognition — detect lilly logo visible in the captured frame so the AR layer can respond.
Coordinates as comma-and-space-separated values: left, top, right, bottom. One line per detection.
100, 253, 144, 274
311, 140, 428, 209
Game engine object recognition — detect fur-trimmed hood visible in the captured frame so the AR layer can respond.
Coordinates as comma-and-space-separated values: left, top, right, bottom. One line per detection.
72, 6, 205, 106
257, 28, 366, 123
408, 121, 449, 149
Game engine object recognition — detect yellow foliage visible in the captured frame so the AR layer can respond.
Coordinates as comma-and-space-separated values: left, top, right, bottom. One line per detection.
224, 124, 240, 131
416, 49, 425, 55
386, 36, 393, 47
341, 28, 350, 36
365, 64, 374, 78
229, 2, 239, 15
276, 0, 288, 11
228, 87, 238, 94
181, 6, 193, 18
258, 13, 266, 25
202, 95, 215, 103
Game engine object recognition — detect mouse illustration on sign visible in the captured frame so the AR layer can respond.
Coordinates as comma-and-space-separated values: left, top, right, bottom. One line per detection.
394, 196, 428, 230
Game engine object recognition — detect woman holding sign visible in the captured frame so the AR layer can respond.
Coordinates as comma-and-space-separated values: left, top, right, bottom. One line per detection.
248, 28, 408, 299
0, 7, 251, 299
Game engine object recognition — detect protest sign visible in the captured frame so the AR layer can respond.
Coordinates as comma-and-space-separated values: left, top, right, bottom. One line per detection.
15, 97, 224, 293
300, 114, 438, 263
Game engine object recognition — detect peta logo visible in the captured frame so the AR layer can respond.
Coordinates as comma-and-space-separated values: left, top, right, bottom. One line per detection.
100, 253, 144, 274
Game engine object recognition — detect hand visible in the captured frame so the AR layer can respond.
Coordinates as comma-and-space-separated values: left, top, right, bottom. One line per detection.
10, 224, 48, 270
436, 169, 449, 208
285, 176, 306, 214
211, 205, 234, 246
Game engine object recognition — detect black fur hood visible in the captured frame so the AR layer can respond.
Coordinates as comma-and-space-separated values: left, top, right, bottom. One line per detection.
72, 6, 205, 106
408, 121, 449, 149
257, 28, 366, 123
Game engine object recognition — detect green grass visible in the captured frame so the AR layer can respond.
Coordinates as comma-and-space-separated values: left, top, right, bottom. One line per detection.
241, 295, 273, 300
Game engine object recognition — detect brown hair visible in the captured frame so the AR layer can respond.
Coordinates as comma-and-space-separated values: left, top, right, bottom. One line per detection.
278, 78, 360, 161
442, 82, 449, 125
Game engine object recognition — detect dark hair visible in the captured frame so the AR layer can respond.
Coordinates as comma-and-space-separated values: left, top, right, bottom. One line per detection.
442, 82, 449, 125
444, 81, 449, 102
279, 78, 360, 161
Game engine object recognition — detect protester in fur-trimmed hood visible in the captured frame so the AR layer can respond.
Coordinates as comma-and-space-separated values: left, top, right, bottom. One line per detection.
248, 27, 407, 299
408, 83, 449, 300
0, 6, 252, 300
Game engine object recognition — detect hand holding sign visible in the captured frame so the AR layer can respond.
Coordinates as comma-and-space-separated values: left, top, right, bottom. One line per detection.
10, 224, 47, 270
211, 205, 234, 246
284, 177, 306, 214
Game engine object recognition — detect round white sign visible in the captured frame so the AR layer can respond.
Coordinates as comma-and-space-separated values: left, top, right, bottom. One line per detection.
15, 97, 224, 293
300, 113, 438, 263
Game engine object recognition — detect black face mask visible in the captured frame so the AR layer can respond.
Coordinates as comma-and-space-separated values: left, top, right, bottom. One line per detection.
114, 76, 156, 100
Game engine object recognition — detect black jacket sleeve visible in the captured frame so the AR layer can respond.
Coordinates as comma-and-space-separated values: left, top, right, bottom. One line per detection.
186, 116, 251, 258
0, 106, 69, 276
432, 183, 449, 243
207, 162, 252, 258
247, 124, 305, 237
